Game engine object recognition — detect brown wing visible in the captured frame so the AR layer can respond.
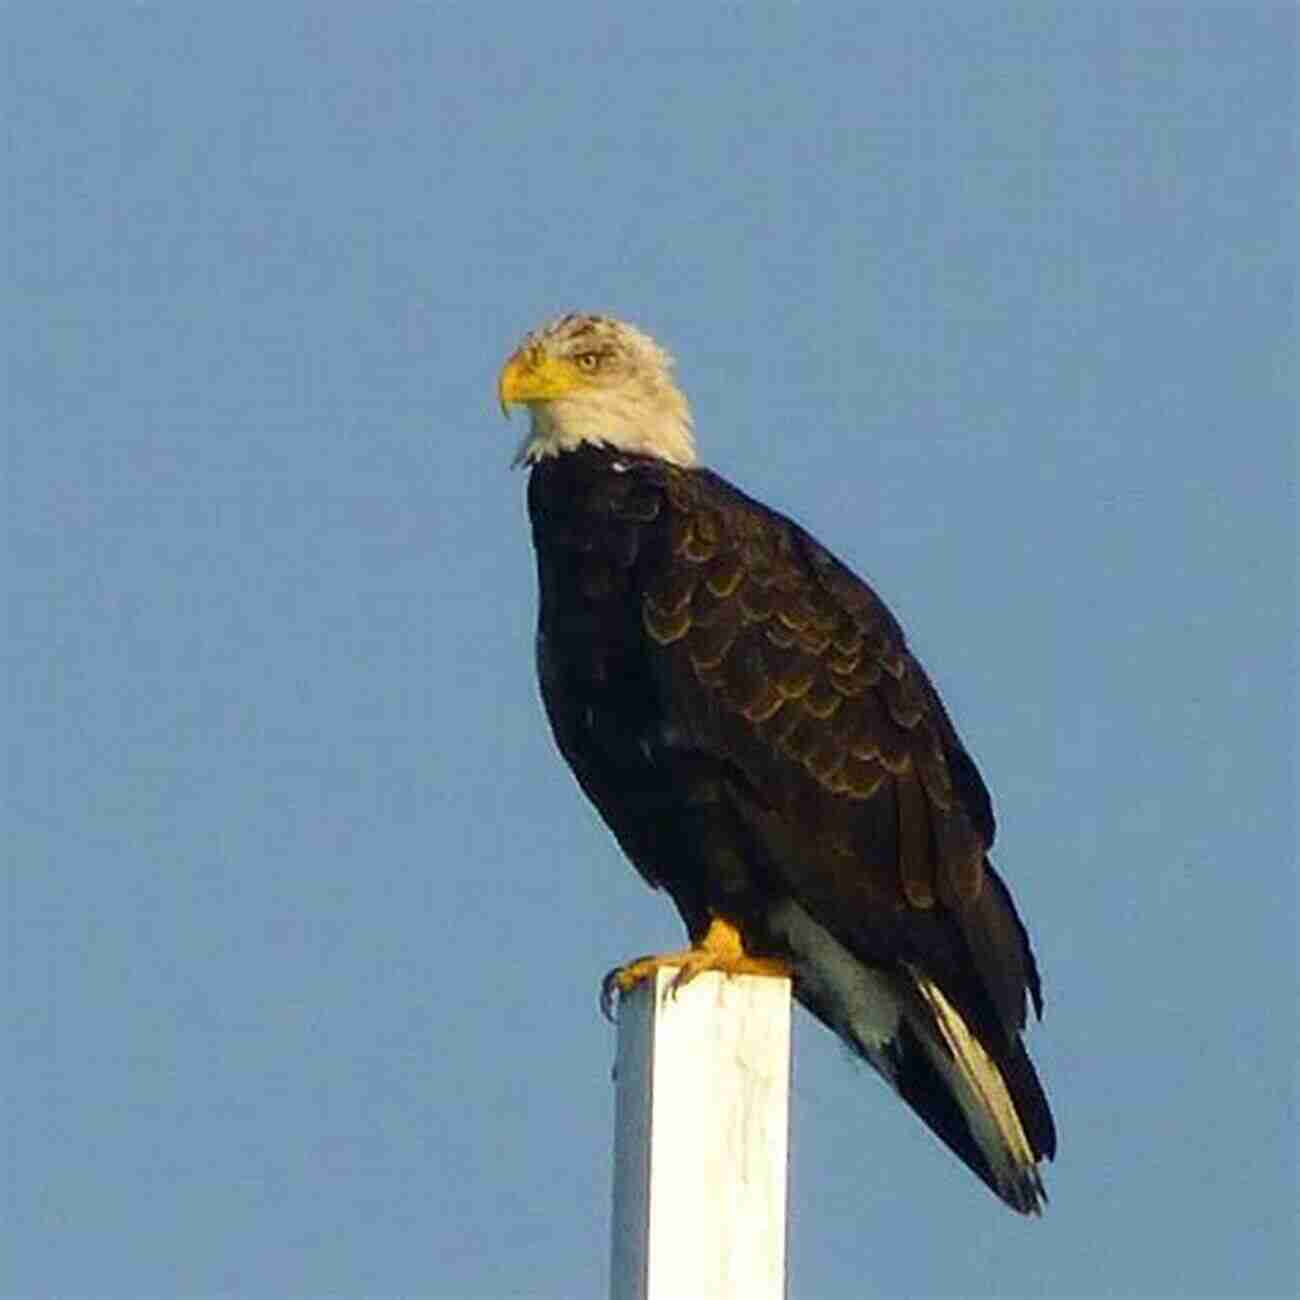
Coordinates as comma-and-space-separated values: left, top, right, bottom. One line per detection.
642, 467, 992, 913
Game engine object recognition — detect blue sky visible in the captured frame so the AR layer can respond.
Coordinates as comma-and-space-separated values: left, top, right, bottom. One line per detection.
9, 4, 1296, 1296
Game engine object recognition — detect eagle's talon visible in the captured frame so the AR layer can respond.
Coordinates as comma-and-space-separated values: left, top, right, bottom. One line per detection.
600, 922, 790, 1020
599, 967, 623, 1022
666, 962, 700, 1000
601, 954, 658, 1020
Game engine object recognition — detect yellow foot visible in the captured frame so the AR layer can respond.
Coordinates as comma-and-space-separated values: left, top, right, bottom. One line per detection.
600, 916, 790, 1019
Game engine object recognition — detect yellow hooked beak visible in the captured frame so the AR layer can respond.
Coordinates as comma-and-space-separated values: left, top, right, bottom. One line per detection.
497, 348, 587, 418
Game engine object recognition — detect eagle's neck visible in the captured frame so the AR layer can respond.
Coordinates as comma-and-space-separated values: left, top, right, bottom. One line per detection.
515, 392, 697, 468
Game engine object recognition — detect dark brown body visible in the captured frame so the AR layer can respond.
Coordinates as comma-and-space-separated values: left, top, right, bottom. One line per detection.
528, 443, 1056, 1211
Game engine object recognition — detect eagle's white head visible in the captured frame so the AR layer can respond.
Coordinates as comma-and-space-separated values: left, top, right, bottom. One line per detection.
499, 314, 697, 468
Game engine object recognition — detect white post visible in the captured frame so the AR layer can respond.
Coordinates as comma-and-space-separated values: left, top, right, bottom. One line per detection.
610, 968, 792, 1300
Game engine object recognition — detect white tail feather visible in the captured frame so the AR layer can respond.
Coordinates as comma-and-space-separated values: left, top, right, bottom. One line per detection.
910, 971, 1041, 1204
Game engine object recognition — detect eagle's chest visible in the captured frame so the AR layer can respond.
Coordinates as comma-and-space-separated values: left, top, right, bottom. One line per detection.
528, 453, 688, 765
533, 547, 674, 784
535, 544, 654, 733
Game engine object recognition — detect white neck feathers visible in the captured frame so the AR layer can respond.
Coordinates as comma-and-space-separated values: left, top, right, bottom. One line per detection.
515, 391, 697, 468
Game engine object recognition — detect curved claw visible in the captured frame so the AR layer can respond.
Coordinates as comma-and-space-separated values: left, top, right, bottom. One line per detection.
600, 953, 659, 1021
599, 966, 623, 1022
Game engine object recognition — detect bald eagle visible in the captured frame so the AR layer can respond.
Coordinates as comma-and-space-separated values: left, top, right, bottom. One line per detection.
500, 314, 1056, 1213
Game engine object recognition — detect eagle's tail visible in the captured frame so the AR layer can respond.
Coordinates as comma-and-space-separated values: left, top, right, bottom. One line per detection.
774, 898, 1054, 1212
893, 969, 1053, 1214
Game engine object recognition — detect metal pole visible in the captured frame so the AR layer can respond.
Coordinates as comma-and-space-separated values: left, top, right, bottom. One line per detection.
610, 968, 792, 1300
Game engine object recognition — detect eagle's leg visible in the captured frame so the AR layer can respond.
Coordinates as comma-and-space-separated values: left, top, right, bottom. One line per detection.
600, 916, 790, 1019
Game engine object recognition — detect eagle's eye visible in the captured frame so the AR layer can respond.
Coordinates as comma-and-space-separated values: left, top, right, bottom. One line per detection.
574, 351, 602, 372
